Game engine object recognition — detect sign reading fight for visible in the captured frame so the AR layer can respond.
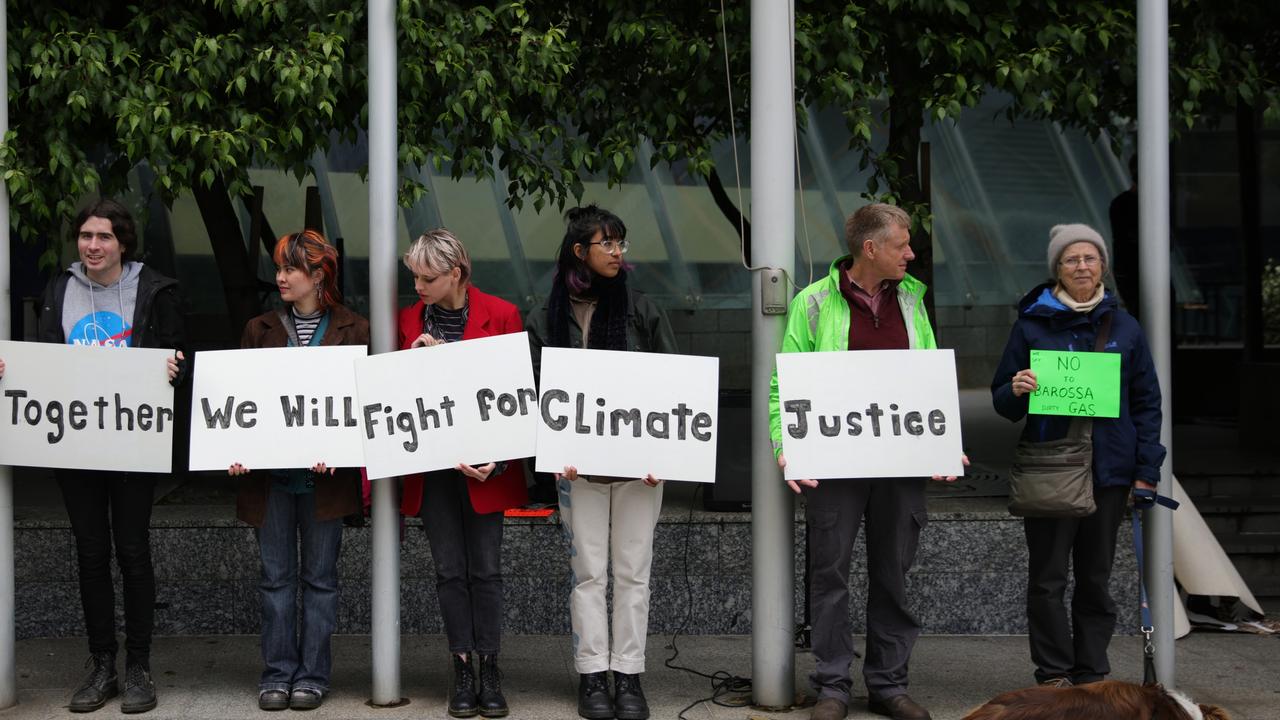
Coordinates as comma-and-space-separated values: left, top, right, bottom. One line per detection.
0, 341, 176, 473
355, 333, 538, 480
189, 346, 366, 471
775, 349, 965, 480
534, 348, 718, 484
1028, 349, 1121, 418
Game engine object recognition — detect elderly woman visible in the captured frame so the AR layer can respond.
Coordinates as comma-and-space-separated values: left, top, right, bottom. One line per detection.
230, 230, 368, 712
991, 223, 1166, 688
397, 228, 527, 719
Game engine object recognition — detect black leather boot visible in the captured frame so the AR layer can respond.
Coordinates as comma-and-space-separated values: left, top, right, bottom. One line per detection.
476, 654, 508, 718
613, 672, 649, 720
577, 671, 613, 720
448, 654, 480, 718
69, 651, 118, 713
120, 661, 157, 714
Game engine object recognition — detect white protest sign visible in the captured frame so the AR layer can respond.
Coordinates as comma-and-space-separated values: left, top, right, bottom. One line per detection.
355, 332, 538, 480
0, 340, 176, 473
534, 348, 718, 483
189, 345, 366, 471
776, 349, 964, 480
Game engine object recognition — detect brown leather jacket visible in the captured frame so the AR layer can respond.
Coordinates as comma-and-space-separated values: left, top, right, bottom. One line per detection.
235, 303, 370, 528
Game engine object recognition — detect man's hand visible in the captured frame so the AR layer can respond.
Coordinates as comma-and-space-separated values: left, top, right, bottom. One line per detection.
228, 463, 250, 476
778, 453, 818, 494
311, 462, 336, 475
166, 350, 185, 383
458, 462, 496, 481
641, 473, 661, 487
555, 465, 580, 482
930, 454, 970, 483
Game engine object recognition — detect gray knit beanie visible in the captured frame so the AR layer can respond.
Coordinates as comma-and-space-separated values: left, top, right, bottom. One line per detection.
1047, 223, 1109, 275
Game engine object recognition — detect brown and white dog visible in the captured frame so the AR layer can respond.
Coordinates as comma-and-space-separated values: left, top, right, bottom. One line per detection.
962, 680, 1230, 720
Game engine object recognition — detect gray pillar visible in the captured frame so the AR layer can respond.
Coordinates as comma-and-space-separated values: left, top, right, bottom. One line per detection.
750, 0, 796, 708
1137, 0, 1175, 686
0, 0, 16, 707
368, 0, 401, 705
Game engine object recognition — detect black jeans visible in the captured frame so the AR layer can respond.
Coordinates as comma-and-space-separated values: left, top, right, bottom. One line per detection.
1024, 484, 1129, 684
419, 470, 504, 655
58, 470, 157, 665
805, 477, 927, 703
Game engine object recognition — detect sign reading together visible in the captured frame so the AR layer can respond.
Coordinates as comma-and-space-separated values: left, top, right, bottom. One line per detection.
1028, 349, 1121, 418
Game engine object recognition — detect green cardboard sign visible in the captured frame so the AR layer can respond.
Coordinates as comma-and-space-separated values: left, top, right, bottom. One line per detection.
1027, 350, 1121, 418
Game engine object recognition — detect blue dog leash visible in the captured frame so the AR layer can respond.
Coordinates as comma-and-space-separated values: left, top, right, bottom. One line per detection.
1131, 486, 1180, 686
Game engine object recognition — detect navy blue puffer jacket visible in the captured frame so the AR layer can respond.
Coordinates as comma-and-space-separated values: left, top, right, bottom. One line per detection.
991, 283, 1166, 487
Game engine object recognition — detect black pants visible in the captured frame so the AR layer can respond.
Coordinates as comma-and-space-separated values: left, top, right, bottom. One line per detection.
805, 478, 927, 703
1024, 484, 1129, 684
58, 470, 157, 665
419, 471, 504, 655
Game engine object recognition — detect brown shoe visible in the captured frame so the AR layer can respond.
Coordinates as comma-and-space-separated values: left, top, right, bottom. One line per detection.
868, 693, 931, 720
811, 697, 848, 720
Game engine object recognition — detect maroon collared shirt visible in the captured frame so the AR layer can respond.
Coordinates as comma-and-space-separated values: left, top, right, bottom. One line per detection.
838, 260, 909, 351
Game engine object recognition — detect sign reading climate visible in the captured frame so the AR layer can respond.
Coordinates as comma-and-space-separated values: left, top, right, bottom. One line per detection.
775, 349, 965, 480
534, 348, 719, 484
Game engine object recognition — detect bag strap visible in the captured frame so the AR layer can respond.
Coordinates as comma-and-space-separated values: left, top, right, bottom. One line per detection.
1065, 311, 1115, 441
1131, 486, 1181, 687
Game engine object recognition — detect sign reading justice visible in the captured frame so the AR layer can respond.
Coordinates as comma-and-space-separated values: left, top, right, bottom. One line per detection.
534, 348, 719, 483
354, 332, 538, 480
188, 345, 367, 471
0, 340, 176, 473
1028, 349, 1121, 418
775, 349, 964, 480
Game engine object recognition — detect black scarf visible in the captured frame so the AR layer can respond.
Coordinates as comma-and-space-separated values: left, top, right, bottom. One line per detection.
547, 270, 630, 350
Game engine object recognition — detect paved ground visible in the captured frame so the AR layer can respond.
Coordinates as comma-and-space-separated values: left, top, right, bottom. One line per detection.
2, 633, 1277, 719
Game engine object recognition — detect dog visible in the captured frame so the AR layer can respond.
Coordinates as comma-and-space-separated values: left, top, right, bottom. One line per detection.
961, 680, 1230, 720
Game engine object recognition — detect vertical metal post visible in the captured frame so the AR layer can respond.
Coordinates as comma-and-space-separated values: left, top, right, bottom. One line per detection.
0, 0, 17, 707
368, 0, 401, 705
1137, 0, 1175, 687
750, 0, 795, 708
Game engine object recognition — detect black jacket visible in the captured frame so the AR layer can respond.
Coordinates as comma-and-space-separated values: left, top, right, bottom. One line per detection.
38, 264, 186, 351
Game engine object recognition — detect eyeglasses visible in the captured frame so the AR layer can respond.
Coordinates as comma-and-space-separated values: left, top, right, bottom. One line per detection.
590, 238, 630, 255
1060, 255, 1101, 268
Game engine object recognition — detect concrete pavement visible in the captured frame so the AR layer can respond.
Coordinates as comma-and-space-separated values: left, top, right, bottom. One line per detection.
2, 633, 1277, 719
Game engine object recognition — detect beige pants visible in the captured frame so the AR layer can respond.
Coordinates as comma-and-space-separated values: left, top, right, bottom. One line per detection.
557, 477, 664, 674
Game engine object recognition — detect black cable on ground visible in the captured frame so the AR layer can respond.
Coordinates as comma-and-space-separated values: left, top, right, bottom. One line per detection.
664, 484, 754, 719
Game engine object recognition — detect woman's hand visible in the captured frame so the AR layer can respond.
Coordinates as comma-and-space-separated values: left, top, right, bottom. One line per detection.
1010, 369, 1038, 397
311, 462, 336, 475
778, 453, 819, 494
555, 465, 580, 482
166, 351, 185, 382
641, 473, 661, 487
458, 462, 495, 481
0, 356, 6, 380
411, 333, 441, 348
228, 463, 250, 476
1134, 479, 1157, 492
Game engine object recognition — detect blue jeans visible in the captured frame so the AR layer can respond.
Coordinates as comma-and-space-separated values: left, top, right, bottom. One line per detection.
256, 486, 343, 694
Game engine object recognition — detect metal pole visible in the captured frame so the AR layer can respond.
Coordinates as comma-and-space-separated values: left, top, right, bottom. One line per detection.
750, 0, 795, 708
0, 0, 17, 707
368, 0, 401, 705
1137, 0, 1175, 687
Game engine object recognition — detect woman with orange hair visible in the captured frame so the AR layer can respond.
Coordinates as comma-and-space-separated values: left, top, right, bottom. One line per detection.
228, 230, 369, 711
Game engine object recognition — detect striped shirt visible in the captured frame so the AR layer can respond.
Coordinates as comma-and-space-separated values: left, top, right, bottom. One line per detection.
291, 307, 324, 347
423, 302, 468, 344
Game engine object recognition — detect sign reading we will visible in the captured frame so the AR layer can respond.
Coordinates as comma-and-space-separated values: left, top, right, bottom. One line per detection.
189, 345, 366, 471
1028, 350, 1120, 418
534, 348, 719, 484
775, 349, 965, 480
0, 340, 176, 473
355, 333, 538, 480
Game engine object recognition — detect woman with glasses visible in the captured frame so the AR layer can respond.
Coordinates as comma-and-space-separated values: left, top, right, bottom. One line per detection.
526, 205, 677, 720
991, 224, 1165, 689
229, 230, 368, 712
397, 228, 527, 719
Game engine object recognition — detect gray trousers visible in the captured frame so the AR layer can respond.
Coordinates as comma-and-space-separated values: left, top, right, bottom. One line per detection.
805, 478, 927, 703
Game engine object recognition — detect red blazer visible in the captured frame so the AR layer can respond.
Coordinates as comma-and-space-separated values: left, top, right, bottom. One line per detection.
398, 285, 530, 516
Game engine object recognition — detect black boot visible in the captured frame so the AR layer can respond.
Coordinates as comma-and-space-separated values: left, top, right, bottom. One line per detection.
476, 654, 508, 718
69, 651, 118, 713
614, 672, 649, 720
120, 660, 157, 714
577, 671, 613, 720
448, 654, 480, 718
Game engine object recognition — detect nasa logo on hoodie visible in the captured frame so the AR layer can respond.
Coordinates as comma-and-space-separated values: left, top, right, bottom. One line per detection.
68, 311, 133, 347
